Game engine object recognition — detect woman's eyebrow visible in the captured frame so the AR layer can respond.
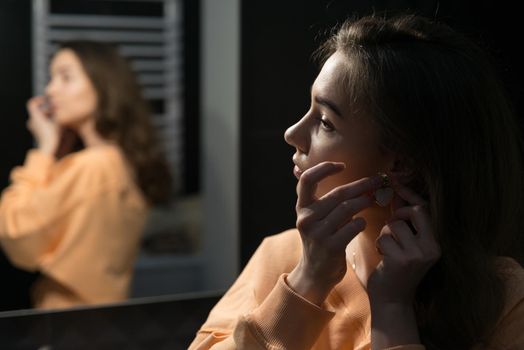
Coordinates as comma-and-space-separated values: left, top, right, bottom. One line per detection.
51, 65, 73, 75
314, 95, 343, 118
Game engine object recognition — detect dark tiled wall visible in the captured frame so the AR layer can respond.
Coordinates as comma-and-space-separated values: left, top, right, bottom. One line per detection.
0, 0, 39, 312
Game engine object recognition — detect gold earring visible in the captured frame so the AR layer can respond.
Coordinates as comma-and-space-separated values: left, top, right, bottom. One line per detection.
374, 172, 394, 207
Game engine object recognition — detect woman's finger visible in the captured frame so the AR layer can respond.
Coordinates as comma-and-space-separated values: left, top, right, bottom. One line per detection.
307, 175, 383, 219
391, 205, 431, 236
393, 182, 427, 207
375, 229, 403, 258
27, 96, 46, 114
386, 219, 418, 250
328, 217, 367, 249
390, 207, 440, 259
316, 194, 373, 233
319, 175, 384, 202
27, 96, 52, 125
296, 162, 345, 208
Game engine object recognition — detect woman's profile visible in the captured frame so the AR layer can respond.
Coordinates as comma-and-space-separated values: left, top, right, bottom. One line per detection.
0, 40, 172, 309
190, 14, 524, 350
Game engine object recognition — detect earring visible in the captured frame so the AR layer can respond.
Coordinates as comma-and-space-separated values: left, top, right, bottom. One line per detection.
374, 172, 394, 207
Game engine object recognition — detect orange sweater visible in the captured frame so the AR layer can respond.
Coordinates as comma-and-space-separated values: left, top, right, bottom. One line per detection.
0, 146, 148, 309
189, 229, 524, 350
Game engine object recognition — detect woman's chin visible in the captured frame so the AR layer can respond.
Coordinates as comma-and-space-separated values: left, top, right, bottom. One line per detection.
55, 116, 86, 130
53, 114, 69, 126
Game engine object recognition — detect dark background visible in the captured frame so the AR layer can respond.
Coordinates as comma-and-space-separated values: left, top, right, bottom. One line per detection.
0, 0, 36, 311
0, 0, 522, 310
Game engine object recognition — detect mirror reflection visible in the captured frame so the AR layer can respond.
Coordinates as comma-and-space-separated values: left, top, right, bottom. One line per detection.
0, 0, 204, 312
1, 39, 175, 309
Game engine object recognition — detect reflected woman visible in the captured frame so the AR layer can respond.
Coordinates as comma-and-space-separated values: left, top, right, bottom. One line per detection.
0, 40, 172, 309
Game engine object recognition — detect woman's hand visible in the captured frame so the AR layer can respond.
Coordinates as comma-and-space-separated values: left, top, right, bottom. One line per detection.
368, 182, 441, 349
368, 182, 440, 303
26, 96, 60, 156
287, 162, 384, 305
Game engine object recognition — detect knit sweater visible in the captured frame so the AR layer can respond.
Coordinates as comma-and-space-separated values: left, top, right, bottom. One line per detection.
189, 229, 524, 350
0, 146, 147, 309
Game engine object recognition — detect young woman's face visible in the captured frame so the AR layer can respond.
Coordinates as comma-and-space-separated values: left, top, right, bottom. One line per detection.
285, 51, 393, 197
45, 49, 98, 128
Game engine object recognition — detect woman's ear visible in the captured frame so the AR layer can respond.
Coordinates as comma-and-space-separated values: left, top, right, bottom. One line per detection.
387, 156, 415, 185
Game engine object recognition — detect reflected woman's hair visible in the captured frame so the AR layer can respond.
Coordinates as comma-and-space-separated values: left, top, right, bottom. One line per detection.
59, 40, 172, 205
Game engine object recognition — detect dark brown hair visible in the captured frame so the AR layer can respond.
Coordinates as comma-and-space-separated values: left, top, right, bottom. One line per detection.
59, 40, 172, 205
317, 14, 524, 349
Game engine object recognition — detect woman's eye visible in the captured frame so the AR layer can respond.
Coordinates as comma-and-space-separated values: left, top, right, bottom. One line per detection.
59, 72, 72, 82
318, 116, 335, 132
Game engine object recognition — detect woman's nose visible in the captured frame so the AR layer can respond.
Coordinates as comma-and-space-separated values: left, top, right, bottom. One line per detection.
284, 115, 309, 154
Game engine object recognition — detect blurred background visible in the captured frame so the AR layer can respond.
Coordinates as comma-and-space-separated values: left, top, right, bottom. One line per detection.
0, 0, 522, 346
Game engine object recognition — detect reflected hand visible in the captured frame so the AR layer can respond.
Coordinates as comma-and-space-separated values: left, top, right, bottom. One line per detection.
27, 96, 60, 156
287, 162, 383, 305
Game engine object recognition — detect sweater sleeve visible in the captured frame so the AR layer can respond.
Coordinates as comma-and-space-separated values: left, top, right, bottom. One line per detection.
0, 150, 58, 269
188, 234, 335, 350
482, 262, 524, 350
485, 299, 524, 350
0, 149, 125, 270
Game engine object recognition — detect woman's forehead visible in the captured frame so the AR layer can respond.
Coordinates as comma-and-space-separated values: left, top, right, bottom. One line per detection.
317, 52, 347, 80
50, 49, 82, 73
312, 52, 352, 112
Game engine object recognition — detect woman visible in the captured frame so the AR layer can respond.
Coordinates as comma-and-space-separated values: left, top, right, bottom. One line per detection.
0, 40, 171, 309
189, 14, 524, 350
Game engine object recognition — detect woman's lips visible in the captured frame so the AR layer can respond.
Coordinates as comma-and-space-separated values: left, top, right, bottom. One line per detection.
293, 165, 303, 180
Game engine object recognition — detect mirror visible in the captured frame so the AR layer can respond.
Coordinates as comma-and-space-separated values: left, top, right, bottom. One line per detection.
0, 0, 241, 312
0, 289, 223, 348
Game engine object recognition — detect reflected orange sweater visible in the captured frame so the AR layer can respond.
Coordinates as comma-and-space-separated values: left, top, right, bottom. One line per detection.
189, 229, 524, 350
0, 146, 148, 309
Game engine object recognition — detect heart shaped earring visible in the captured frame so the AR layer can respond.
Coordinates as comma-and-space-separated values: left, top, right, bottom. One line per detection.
374, 173, 394, 207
